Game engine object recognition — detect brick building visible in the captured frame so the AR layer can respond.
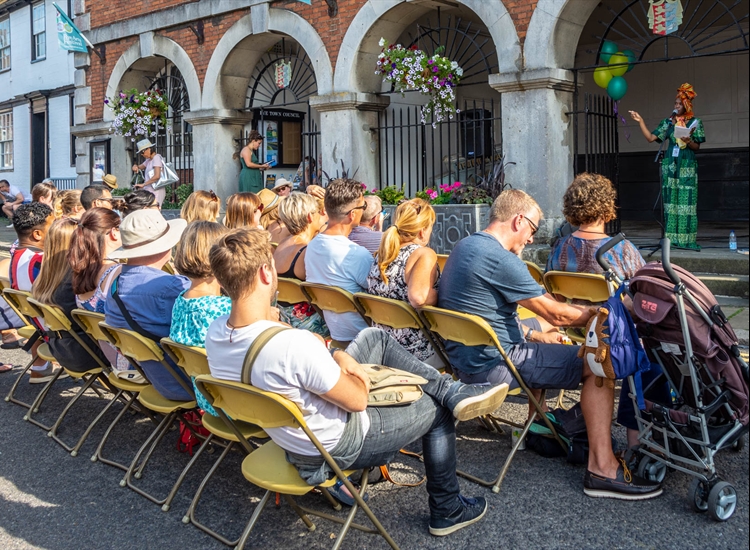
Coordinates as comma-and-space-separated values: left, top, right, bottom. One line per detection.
70, 0, 748, 232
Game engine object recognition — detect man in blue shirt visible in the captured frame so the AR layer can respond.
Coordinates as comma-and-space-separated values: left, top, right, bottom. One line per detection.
105, 209, 191, 400
439, 189, 661, 502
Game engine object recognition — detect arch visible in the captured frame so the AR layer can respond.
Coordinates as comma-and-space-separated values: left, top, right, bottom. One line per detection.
201, 9, 333, 111
103, 35, 201, 122
334, 0, 521, 94
524, 0, 604, 70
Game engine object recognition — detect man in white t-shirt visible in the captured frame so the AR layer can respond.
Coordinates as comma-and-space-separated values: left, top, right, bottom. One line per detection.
1, 179, 33, 228
304, 178, 374, 342
205, 228, 509, 537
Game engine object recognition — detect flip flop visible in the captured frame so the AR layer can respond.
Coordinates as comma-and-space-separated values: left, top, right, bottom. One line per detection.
1, 338, 28, 350
0, 364, 13, 373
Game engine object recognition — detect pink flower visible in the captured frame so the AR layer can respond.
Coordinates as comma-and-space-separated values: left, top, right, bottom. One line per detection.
427, 189, 438, 200
371, 188, 378, 193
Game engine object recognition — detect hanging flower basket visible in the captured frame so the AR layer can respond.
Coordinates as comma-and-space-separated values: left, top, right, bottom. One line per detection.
375, 38, 463, 127
104, 88, 169, 142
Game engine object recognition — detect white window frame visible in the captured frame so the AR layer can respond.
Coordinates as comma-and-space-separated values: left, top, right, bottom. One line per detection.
0, 111, 13, 170
0, 17, 10, 72
31, 1, 46, 62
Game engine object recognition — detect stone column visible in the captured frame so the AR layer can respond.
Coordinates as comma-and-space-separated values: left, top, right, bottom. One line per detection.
489, 69, 577, 239
183, 109, 252, 203
308, 93, 390, 188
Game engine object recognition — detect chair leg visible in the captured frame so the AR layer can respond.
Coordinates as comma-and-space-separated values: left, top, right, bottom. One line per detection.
160, 432, 215, 512
4, 356, 35, 409
123, 411, 175, 488
23, 367, 66, 431
92, 391, 140, 471
282, 494, 316, 531
235, 490, 272, 550
489, 412, 538, 494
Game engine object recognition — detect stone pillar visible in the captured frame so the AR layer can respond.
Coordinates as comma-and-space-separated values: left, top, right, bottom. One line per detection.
309, 93, 390, 188
183, 109, 252, 203
489, 69, 577, 239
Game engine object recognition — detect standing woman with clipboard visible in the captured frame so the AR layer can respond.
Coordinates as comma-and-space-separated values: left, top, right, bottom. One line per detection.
629, 83, 705, 250
239, 130, 271, 194
132, 139, 167, 207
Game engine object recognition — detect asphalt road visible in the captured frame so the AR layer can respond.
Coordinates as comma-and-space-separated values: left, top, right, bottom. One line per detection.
0, 346, 748, 550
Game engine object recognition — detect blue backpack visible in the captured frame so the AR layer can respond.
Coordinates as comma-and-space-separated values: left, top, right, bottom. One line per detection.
577, 286, 652, 409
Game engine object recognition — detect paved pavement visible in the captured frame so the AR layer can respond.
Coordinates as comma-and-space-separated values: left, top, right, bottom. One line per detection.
0, 344, 748, 550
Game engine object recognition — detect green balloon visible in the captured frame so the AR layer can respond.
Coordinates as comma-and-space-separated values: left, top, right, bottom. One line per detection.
593, 66, 613, 89
622, 49, 637, 72
608, 52, 629, 77
607, 76, 628, 101
600, 40, 619, 63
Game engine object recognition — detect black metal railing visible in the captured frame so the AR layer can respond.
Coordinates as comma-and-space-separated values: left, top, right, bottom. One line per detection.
374, 98, 502, 198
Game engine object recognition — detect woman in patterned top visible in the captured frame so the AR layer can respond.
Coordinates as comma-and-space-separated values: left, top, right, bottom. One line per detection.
170, 221, 231, 415
367, 198, 443, 367
629, 83, 705, 250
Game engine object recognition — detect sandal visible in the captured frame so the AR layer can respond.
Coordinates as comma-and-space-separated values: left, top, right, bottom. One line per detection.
0, 363, 13, 373
1, 338, 28, 350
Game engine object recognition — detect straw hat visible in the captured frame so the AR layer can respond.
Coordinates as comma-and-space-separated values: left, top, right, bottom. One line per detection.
257, 188, 281, 213
102, 174, 118, 190
136, 139, 156, 154
272, 178, 292, 192
109, 209, 187, 260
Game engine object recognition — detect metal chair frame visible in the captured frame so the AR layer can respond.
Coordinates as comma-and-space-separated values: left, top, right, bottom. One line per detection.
299, 282, 370, 349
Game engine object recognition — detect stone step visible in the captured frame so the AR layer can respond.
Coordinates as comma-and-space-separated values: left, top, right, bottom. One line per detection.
695, 274, 749, 299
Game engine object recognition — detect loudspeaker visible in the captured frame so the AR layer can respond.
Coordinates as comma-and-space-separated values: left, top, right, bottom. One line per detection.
460, 109, 492, 159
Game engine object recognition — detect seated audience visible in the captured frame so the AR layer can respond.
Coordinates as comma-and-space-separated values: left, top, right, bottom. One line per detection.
367, 199, 442, 365
54, 189, 85, 220
274, 193, 329, 336
272, 178, 293, 197
104, 209, 191, 400
9, 203, 56, 382
81, 184, 114, 211
32, 218, 109, 373
32, 182, 57, 208
225, 192, 263, 230
2, 179, 33, 227
69, 207, 138, 380
258, 188, 289, 243
349, 195, 384, 255
181, 190, 221, 223
438, 189, 662, 500
170, 221, 231, 415
121, 189, 157, 216
305, 178, 374, 343
206, 228, 509, 536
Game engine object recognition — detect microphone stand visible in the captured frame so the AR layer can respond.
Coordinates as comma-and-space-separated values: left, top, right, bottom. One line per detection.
639, 113, 675, 257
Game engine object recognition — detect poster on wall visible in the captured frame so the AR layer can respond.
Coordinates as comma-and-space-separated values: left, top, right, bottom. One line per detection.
89, 140, 110, 183
263, 120, 279, 165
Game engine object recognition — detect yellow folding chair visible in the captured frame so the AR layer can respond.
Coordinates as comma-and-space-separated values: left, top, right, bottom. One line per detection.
71, 309, 156, 471
99, 322, 201, 511
27, 298, 116, 456
196, 375, 400, 550
161, 338, 267, 545
300, 282, 369, 349
436, 253, 449, 272
543, 271, 614, 343
277, 277, 314, 308
353, 293, 450, 370
524, 260, 545, 286
418, 305, 567, 493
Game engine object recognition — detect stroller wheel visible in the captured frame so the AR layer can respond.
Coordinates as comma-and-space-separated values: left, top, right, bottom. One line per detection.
689, 478, 709, 513
730, 435, 745, 452
708, 481, 737, 522
637, 457, 667, 483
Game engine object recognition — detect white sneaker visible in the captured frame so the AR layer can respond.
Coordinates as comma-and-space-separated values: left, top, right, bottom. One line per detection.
6, 223, 13, 228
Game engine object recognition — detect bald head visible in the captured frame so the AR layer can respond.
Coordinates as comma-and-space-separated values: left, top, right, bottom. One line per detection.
360, 195, 382, 227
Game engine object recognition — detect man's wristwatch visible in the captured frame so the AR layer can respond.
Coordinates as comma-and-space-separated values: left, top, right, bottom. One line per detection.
525, 328, 534, 342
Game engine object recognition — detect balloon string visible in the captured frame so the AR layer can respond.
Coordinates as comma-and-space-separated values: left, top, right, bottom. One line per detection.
613, 101, 631, 143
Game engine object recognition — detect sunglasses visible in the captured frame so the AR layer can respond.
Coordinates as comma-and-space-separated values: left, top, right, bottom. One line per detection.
520, 214, 539, 236
345, 204, 367, 216
208, 190, 218, 202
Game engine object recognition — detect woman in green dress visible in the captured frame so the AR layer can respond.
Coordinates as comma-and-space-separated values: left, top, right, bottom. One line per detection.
239, 130, 270, 194
630, 83, 705, 250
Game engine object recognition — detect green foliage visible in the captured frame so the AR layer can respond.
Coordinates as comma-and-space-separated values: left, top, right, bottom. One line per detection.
375, 185, 406, 205
111, 187, 130, 197
451, 185, 493, 205
161, 184, 193, 210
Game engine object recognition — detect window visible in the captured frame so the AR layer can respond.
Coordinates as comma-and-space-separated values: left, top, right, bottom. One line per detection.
32, 2, 46, 61
0, 17, 10, 71
0, 111, 13, 169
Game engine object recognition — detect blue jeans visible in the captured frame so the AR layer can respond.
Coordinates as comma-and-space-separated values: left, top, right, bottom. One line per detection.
345, 328, 462, 519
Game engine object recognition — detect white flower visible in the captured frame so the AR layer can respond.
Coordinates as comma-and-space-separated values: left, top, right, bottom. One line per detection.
379, 38, 385, 47
451, 61, 458, 69
456, 67, 463, 77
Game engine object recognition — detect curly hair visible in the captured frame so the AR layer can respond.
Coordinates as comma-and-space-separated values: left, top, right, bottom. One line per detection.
562, 173, 617, 226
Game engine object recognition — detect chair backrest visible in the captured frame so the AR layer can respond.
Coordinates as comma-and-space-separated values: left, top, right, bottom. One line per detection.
418, 305, 501, 349
436, 254, 449, 272
277, 277, 308, 306
71, 309, 110, 343
3, 288, 43, 320
524, 261, 545, 286
0, 276, 31, 322
300, 282, 368, 323
161, 338, 210, 379
99, 321, 164, 364
162, 262, 175, 275
543, 271, 612, 304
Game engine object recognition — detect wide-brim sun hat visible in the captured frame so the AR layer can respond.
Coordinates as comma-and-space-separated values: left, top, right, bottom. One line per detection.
102, 174, 118, 190
272, 178, 292, 191
136, 139, 156, 154
257, 188, 281, 213
109, 209, 187, 260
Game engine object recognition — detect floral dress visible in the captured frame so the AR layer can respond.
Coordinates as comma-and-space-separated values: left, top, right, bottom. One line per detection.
169, 292, 232, 416
652, 116, 705, 250
367, 244, 439, 362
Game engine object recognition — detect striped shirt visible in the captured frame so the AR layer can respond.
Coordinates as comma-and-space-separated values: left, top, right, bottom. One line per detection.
348, 226, 383, 256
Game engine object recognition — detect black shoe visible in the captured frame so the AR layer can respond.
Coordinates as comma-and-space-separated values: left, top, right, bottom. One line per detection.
429, 495, 488, 536
445, 383, 509, 421
584, 460, 662, 501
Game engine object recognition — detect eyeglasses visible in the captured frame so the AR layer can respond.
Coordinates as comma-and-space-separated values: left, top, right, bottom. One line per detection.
208, 190, 218, 202
520, 214, 539, 236
345, 204, 367, 216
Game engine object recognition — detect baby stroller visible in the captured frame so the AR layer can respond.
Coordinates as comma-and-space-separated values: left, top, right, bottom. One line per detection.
598, 236, 749, 521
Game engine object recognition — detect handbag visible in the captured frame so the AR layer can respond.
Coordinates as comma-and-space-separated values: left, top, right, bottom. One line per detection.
150, 161, 180, 190
241, 327, 427, 407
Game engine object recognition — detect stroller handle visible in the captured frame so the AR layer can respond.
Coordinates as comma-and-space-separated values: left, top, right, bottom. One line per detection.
660, 237, 681, 285
596, 232, 626, 271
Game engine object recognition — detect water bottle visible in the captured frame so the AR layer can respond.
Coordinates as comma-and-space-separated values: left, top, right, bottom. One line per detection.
729, 230, 737, 251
